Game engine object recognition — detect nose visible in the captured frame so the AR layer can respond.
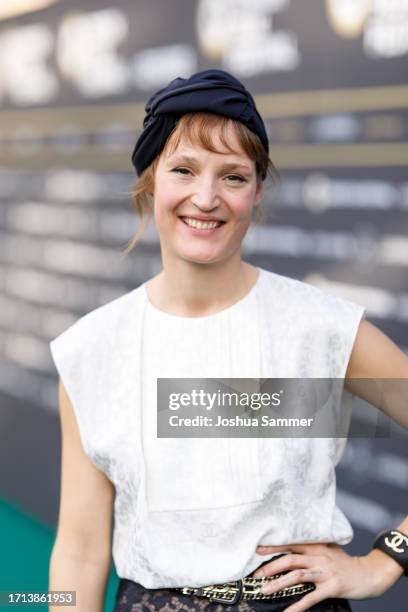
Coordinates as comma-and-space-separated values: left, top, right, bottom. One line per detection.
191, 175, 220, 211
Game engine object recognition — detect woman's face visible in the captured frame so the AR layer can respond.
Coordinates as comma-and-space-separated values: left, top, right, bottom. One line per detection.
152, 124, 264, 266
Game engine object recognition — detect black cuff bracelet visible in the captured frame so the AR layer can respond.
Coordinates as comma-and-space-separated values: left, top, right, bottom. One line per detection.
373, 529, 408, 577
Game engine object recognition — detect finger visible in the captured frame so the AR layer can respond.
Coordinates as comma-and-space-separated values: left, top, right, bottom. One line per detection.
256, 544, 300, 555
256, 543, 326, 556
259, 567, 322, 595
280, 585, 334, 612
253, 553, 317, 578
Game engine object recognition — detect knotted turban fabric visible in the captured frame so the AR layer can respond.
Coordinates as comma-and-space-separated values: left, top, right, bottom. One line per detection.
131, 68, 269, 176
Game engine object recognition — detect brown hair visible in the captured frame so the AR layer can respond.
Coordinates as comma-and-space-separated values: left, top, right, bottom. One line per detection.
121, 112, 279, 257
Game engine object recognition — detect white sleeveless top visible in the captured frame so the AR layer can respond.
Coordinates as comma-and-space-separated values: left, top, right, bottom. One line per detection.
49, 266, 366, 588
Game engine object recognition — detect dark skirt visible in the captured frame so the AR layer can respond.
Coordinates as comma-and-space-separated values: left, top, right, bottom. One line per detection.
113, 578, 352, 612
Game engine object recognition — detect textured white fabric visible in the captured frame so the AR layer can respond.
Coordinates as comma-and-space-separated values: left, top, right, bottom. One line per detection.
49, 266, 366, 588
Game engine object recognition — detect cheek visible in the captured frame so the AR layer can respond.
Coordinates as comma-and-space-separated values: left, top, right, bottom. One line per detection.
231, 191, 257, 218
154, 183, 188, 214
153, 189, 179, 228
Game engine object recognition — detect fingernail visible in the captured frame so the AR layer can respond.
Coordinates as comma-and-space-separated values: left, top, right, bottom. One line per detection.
260, 585, 270, 595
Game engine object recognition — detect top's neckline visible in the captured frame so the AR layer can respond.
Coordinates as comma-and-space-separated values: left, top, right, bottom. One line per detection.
142, 267, 263, 322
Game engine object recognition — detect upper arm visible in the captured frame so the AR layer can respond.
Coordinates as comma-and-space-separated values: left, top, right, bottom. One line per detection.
55, 378, 115, 564
345, 319, 408, 379
344, 319, 408, 426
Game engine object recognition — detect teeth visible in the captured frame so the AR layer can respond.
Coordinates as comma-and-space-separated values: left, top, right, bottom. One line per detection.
183, 217, 221, 229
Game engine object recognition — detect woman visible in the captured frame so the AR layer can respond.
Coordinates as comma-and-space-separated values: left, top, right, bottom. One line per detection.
49, 69, 408, 612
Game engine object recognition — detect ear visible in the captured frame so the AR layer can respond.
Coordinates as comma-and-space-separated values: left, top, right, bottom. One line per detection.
253, 180, 264, 207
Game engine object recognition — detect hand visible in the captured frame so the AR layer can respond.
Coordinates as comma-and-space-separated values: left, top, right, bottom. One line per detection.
250, 543, 404, 612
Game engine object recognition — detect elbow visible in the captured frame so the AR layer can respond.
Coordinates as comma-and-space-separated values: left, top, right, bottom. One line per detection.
51, 535, 112, 569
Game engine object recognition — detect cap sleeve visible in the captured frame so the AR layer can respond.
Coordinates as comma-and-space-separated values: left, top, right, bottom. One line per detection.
50, 319, 92, 458
330, 296, 367, 464
333, 298, 367, 380
49, 304, 116, 471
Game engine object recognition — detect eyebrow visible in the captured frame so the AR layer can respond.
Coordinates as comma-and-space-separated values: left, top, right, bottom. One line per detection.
166, 154, 253, 173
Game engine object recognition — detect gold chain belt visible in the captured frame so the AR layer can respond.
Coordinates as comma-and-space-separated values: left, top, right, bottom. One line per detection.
173, 572, 316, 606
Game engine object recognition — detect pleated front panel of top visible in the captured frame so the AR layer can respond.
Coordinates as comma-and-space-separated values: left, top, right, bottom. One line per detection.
140, 271, 264, 515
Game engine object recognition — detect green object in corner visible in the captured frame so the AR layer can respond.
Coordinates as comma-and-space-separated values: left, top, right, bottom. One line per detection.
0, 497, 119, 611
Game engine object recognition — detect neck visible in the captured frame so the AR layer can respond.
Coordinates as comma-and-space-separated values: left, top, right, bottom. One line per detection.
146, 258, 259, 317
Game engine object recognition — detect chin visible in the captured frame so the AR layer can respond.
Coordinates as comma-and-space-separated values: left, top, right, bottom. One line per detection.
177, 250, 223, 266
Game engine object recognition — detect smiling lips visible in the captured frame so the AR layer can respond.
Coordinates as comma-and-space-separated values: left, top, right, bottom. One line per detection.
180, 216, 225, 230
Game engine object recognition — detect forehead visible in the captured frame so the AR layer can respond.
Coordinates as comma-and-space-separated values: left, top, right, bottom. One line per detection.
163, 121, 249, 161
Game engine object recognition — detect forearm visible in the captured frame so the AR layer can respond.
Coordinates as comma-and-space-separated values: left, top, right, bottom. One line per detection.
361, 515, 408, 593
396, 515, 408, 538
49, 542, 110, 611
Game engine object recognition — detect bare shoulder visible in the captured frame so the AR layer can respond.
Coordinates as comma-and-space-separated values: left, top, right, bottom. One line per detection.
346, 319, 408, 379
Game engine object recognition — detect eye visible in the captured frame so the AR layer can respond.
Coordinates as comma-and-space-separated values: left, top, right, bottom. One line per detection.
171, 167, 192, 176
226, 175, 246, 183
170, 168, 247, 182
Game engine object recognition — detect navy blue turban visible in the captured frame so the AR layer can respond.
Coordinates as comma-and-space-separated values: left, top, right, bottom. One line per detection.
131, 69, 269, 176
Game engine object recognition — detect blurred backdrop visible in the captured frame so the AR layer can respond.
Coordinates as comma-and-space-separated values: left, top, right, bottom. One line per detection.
0, 1, 407, 610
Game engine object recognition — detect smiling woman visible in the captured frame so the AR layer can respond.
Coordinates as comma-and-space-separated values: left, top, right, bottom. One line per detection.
122, 110, 279, 257
48, 68, 408, 612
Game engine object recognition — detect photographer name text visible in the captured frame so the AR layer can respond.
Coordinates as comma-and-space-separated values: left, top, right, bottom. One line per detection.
167, 415, 314, 428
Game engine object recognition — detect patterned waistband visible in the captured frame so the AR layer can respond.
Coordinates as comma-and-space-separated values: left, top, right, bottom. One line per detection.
172, 573, 316, 606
